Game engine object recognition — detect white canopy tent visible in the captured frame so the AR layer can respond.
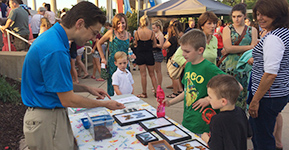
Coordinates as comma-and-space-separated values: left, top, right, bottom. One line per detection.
140, 0, 232, 17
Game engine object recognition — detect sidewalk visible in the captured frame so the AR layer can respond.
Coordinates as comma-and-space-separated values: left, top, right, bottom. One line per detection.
77, 61, 289, 149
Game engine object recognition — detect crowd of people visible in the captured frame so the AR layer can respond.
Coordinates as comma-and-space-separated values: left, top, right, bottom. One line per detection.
0, 0, 287, 149
0, 0, 58, 52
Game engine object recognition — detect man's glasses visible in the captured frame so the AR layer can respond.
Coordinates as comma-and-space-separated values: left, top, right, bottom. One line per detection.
88, 26, 99, 37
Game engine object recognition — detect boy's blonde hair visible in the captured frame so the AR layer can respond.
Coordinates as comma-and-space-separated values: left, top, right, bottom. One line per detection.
179, 29, 206, 51
114, 51, 127, 62
207, 74, 241, 104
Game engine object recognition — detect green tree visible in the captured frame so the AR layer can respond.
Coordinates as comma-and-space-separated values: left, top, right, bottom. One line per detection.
217, 0, 257, 7
219, 0, 242, 6
100, 6, 106, 14
126, 11, 138, 34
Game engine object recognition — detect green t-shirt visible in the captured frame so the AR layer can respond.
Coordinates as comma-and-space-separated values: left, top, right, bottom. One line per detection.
8, 7, 29, 35
181, 59, 225, 134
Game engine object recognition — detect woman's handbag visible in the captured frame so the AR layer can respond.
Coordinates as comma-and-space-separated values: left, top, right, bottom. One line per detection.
167, 55, 183, 79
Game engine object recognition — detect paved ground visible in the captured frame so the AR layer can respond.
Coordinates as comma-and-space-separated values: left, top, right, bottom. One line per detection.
77, 61, 289, 149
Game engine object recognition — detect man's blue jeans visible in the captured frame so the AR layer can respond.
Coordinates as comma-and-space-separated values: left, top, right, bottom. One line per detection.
249, 95, 289, 150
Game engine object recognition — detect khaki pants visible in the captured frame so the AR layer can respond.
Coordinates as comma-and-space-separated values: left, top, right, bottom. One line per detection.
23, 107, 75, 150
14, 34, 29, 51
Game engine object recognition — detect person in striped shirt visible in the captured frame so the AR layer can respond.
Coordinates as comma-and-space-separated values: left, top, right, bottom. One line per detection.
248, 0, 289, 149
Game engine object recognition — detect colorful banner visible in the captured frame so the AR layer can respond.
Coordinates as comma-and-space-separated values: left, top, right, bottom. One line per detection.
124, 0, 133, 14
149, 0, 156, 7
117, 0, 124, 13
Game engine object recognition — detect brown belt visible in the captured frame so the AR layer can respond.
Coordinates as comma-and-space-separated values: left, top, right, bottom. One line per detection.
28, 107, 65, 111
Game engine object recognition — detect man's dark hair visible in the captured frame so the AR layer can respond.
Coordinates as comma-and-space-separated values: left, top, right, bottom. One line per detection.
61, 1, 106, 29
45, 3, 51, 11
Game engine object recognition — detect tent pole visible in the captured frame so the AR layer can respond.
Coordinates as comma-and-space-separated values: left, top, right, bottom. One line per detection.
137, 0, 140, 27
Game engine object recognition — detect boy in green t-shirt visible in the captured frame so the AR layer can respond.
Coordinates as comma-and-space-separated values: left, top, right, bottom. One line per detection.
163, 29, 225, 134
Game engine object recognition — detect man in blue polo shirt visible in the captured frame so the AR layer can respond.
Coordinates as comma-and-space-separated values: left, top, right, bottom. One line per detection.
21, 2, 125, 150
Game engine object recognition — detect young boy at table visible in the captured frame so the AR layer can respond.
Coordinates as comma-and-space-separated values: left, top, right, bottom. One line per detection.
163, 29, 225, 135
201, 74, 252, 150
112, 51, 134, 95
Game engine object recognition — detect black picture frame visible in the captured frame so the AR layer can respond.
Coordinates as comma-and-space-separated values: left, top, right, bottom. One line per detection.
113, 109, 157, 126
155, 124, 191, 144
136, 132, 159, 145
174, 139, 209, 150
139, 117, 173, 131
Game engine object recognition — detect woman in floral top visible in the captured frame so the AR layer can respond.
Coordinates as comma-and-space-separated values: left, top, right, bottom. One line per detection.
220, 3, 258, 107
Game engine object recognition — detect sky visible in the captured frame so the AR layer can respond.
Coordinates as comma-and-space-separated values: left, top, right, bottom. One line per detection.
27, 0, 168, 11
27, 0, 113, 11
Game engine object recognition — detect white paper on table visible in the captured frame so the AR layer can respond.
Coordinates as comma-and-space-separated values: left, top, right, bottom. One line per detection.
115, 96, 140, 104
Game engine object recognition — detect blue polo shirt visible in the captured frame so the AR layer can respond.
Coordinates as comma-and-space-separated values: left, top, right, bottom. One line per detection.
21, 23, 73, 108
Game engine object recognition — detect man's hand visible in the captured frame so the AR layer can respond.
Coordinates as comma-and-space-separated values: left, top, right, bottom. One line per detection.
192, 97, 210, 112
0, 26, 6, 33
87, 87, 111, 99
105, 100, 125, 110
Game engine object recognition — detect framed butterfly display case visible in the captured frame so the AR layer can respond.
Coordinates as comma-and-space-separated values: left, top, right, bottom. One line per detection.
136, 132, 158, 145
139, 117, 173, 131
155, 125, 191, 144
113, 109, 156, 126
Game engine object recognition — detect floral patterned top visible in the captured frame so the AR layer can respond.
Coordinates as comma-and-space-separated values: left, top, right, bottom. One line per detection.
219, 24, 252, 107
219, 24, 252, 74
